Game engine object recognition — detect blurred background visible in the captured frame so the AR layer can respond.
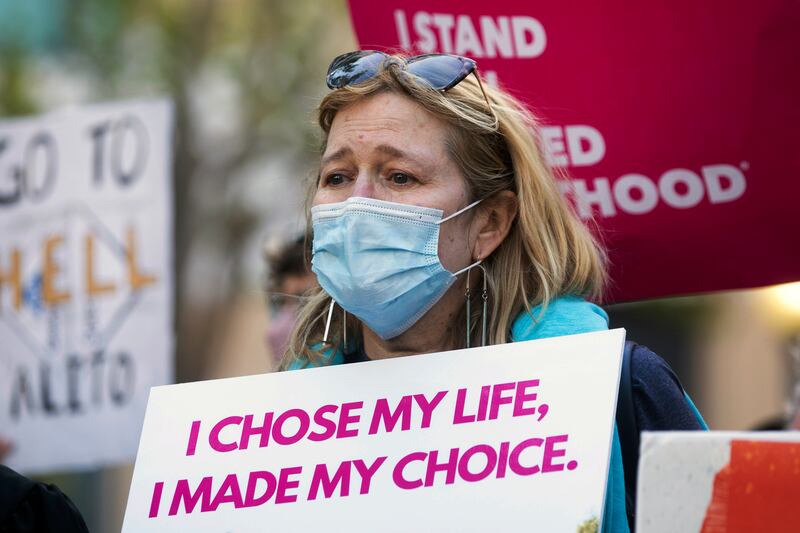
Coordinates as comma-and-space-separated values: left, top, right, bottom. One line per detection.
0, 0, 798, 531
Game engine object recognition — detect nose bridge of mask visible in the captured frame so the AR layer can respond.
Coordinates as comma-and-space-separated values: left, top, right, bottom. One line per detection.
311, 196, 445, 224
311, 196, 482, 224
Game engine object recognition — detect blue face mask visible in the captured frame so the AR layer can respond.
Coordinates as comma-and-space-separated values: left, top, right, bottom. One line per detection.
311, 197, 481, 340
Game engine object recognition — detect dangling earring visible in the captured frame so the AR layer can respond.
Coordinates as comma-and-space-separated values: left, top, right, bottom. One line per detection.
322, 297, 349, 353
478, 264, 488, 347
465, 268, 473, 348
322, 298, 335, 345
464, 261, 490, 348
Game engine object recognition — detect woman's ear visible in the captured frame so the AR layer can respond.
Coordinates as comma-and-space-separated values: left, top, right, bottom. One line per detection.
471, 190, 518, 260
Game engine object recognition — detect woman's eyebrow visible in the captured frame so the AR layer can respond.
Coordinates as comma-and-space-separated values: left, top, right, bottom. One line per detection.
321, 144, 432, 169
375, 144, 433, 171
375, 144, 409, 160
321, 146, 353, 167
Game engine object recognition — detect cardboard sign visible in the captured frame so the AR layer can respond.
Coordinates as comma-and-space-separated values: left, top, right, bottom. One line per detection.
123, 329, 625, 532
346, 0, 800, 301
637, 431, 800, 532
0, 99, 174, 473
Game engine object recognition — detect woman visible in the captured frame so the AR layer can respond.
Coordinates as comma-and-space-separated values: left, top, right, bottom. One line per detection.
282, 51, 704, 532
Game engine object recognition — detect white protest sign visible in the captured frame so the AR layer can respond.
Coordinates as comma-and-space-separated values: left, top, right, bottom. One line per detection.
123, 329, 625, 532
637, 431, 800, 533
0, 99, 174, 474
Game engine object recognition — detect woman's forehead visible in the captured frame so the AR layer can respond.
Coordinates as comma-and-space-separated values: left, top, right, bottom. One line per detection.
324, 93, 450, 164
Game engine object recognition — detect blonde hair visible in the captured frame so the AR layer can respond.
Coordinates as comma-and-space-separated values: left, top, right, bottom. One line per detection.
281, 57, 606, 369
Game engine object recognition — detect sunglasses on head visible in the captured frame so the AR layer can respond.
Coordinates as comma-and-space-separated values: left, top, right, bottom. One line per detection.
326, 50, 496, 123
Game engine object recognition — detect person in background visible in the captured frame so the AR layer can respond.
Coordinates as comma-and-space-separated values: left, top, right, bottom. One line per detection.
263, 235, 316, 369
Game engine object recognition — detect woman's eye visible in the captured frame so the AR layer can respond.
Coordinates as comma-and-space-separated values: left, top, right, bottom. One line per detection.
324, 173, 347, 186
389, 172, 414, 186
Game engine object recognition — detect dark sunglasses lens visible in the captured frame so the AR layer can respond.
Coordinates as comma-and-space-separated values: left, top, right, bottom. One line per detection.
406, 55, 475, 90
326, 51, 387, 89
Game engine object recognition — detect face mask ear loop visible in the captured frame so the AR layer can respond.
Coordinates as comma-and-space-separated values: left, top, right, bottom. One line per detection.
436, 198, 483, 225
478, 264, 489, 347
322, 298, 335, 345
451, 260, 481, 277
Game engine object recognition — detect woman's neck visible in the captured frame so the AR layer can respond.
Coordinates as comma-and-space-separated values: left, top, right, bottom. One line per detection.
361, 282, 464, 360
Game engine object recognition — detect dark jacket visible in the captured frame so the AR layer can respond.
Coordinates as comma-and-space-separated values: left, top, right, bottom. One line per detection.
0, 465, 89, 533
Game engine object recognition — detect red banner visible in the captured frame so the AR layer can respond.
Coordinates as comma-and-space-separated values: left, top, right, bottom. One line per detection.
346, 0, 800, 301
